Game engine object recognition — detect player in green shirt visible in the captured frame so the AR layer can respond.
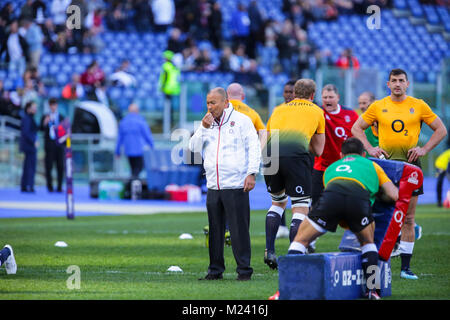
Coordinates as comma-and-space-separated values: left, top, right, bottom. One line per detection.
287, 137, 398, 299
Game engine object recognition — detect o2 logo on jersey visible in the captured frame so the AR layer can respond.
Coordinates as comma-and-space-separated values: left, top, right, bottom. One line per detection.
336, 164, 352, 173
391, 119, 408, 136
295, 185, 304, 194
334, 127, 348, 140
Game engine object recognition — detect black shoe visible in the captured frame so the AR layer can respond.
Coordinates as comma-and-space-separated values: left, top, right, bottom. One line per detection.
198, 273, 223, 281
264, 249, 278, 270
56, 188, 63, 193
237, 273, 251, 281
47, 187, 54, 192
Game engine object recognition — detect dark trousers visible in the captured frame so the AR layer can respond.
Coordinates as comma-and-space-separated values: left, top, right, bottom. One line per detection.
206, 188, 253, 277
45, 143, 64, 191
21, 150, 36, 191
128, 156, 144, 179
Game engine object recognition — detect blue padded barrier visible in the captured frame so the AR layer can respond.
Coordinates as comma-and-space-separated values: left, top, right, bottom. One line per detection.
278, 253, 391, 300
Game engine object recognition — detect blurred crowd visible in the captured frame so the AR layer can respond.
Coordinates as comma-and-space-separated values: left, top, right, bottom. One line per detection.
0, 0, 403, 121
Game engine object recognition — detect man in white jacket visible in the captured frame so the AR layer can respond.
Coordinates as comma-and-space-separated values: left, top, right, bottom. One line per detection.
189, 87, 261, 281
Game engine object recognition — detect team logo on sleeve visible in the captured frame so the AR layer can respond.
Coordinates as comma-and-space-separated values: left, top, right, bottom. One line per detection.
345, 115, 351, 123
410, 108, 415, 114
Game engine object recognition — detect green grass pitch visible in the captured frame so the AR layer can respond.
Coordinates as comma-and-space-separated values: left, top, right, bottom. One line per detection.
0, 205, 449, 300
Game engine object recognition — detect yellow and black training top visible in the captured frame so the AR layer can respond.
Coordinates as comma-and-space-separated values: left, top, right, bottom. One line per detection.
266, 98, 325, 157
229, 99, 266, 133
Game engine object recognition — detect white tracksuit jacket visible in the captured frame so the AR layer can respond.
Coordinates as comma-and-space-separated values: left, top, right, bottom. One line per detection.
189, 105, 261, 190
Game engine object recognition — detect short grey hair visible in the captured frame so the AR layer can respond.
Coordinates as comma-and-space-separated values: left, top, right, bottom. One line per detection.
208, 87, 228, 101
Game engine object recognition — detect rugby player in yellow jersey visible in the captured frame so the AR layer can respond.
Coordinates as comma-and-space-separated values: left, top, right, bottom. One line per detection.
226, 83, 265, 134
352, 69, 447, 280
263, 79, 325, 269
273, 80, 296, 240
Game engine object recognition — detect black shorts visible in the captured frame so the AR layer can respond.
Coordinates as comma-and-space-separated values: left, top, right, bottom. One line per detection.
308, 180, 374, 233
263, 155, 312, 198
311, 169, 325, 208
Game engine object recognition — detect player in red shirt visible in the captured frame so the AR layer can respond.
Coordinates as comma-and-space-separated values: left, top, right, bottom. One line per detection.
312, 84, 359, 207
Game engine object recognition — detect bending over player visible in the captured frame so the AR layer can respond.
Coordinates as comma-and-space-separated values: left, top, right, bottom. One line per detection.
288, 138, 398, 299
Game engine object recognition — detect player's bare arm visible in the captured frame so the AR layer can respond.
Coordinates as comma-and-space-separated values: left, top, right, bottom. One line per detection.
309, 132, 325, 157
407, 117, 447, 163
378, 181, 399, 203
352, 117, 389, 158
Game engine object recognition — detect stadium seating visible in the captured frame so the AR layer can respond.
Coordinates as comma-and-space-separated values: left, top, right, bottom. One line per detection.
1, 0, 447, 111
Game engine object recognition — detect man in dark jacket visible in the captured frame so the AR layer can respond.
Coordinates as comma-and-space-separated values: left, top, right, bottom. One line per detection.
20, 101, 38, 192
40, 97, 65, 192
0, 20, 29, 75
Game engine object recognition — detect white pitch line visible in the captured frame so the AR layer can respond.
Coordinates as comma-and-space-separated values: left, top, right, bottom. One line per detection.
0, 201, 206, 215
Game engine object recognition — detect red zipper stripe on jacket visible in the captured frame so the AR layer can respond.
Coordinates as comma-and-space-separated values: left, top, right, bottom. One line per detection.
216, 111, 226, 190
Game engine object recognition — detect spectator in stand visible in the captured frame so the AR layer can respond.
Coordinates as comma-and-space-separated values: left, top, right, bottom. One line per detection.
81, 28, 103, 53
62, 73, 84, 100
50, 30, 68, 53
91, 8, 105, 35
51, 0, 71, 32
276, 20, 297, 77
152, 0, 175, 33
230, 43, 250, 73
80, 60, 105, 89
208, 1, 222, 49
134, 0, 153, 31
110, 59, 137, 87
20, 0, 35, 21
0, 3, 14, 26
179, 46, 197, 71
194, 48, 216, 72
296, 27, 314, 77
234, 59, 263, 90
32, 0, 46, 25
230, 3, 251, 54
197, 0, 211, 40
0, 20, 29, 76
336, 48, 360, 69
21, 78, 39, 108
290, 3, 306, 29
324, 0, 339, 20
41, 18, 57, 50
335, 0, 354, 15
248, 0, 264, 59
107, 2, 126, 31
218, 46, 234, 73
167, 28, 184, 54
23, 19, 43, 69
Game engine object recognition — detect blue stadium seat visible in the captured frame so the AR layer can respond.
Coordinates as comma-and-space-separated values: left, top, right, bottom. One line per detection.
408, 0, 424, 17
393, 0, 407, 10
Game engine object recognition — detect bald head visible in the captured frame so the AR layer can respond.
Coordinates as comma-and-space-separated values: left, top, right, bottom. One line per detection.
358, 91, 375, 113
226, 83, 245, 101
128, 103, 139, 113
